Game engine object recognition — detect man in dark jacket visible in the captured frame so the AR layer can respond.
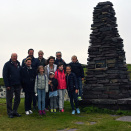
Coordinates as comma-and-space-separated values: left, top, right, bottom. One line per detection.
37, 50, 47, 67
3, 53, 21, 118
54, 51, 66, 68
22, 48, 39, 110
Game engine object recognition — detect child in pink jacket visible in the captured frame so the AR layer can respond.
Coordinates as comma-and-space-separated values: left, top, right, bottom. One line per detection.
55, 63, 67, 112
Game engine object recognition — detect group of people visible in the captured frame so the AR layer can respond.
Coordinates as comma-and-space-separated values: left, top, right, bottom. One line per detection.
3, 49, 84, 118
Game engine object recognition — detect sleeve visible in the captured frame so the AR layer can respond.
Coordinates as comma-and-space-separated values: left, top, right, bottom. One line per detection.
3, 63, 10, 87
45, 75, 49, 92
80, 64, 84, 78
22, 59, 25, 67
34, 76, 38, 93
73, 73, 78, 90
44, 66, 47, 76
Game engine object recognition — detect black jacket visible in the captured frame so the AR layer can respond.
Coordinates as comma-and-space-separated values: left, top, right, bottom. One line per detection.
49, 78, 58, 92
66, 72, 78, 92
69, 62, 84, 78
21, 66, 36, 92
3, 59, 21, 87
55, 58, 66, 66
37, 58, 47, 67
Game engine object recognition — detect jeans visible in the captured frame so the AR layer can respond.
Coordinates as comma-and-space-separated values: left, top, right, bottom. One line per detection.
6, 85, 21, 115
68, 91, 78, 110
38, 89, 46, 111
58, 89, 66, 110
76, 77, 82, 97
50, 96, 57, 109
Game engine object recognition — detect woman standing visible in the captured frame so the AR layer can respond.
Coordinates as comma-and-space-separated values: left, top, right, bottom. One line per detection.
21, 58, 36, 115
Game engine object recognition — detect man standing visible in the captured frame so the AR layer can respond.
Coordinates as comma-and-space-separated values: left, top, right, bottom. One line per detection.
3, 53, 21, 118
54, 51, 66, 68
22, 49, 39, 110
37, 50, 47, 67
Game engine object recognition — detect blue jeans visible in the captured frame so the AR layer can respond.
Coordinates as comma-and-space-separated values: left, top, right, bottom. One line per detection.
68, 91, 78, 110
76, 77, 82, 97
37, 89, 46, 111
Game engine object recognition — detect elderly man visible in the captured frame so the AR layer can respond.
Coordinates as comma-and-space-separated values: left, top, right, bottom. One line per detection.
37, 50, 47, 67
54, 51, 66, 67
22, 49, 39, 110
3, 53, 21, 118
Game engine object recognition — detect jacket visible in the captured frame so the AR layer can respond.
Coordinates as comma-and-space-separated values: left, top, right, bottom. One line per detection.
49, 78, 58, 92
69, 62, 84, 78
3, 59, 21, 87
34, 73, 48, 93
66, 72, 78, 92
45, 64, 57, 78
37, 57, 47, 67
21, 66, 36, 92
54, 69, 67, 90
22, 56, 39, 71
55, 58, 66, 66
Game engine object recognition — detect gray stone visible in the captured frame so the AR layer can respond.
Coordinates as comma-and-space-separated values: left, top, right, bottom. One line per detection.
75, 122, 84, 125
90, 122, 96, 125
116, 116, 131, 122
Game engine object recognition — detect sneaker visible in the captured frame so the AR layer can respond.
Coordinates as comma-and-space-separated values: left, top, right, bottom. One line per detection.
50, 109, 53, 113
54, 109, 56, 113
25, 111, 30, 115
76, 108, 80, 114
42, 110, 46, 115
72, 110, 75, 115
61, 109, 64, 112
78, 96, 82, 101
39, 110, 42, 115
29, 110, 33, 114
45, 108, 49, 111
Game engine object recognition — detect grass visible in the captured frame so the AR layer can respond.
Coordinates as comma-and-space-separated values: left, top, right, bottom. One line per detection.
0, 99, 131, 131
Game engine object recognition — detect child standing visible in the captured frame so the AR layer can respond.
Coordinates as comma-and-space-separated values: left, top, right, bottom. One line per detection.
66, 65, 80, 115
55, 63, 67, 112
34, 66, 48, 115
48, 72, 58, 113
69, 55, 84, 101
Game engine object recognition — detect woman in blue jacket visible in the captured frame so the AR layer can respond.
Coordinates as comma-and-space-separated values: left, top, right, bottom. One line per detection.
66, 65, 80, 115
21, 57, 36, 115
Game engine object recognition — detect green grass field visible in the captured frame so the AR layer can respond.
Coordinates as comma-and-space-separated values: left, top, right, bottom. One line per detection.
0, 98, 131, 131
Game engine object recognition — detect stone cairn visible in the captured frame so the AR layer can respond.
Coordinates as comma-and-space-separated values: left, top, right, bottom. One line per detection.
83, 1, 131, 109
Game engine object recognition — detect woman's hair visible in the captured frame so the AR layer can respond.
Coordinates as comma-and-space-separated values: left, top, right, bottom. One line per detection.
37, 65, 44, 73
24, 57, 32, 63
47, 56, 55, 64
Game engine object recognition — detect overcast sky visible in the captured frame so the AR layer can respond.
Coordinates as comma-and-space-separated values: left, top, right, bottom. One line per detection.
0, 0, 131, 77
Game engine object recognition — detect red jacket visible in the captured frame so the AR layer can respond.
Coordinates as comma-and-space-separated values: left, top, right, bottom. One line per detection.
54, 69, 67, 90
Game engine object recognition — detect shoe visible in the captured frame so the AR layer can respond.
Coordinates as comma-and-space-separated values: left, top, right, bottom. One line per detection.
8, 114, 14, 118
76, 108, 80, 114
78, 96, 82, 101
50, 109, 53, 113
39, 110, 42, 115
61, 109, 64, 112
25, 111, 30, 115
29, 110, 33, 114
45, 108, 49, 111
54, 109, 56, 113
72, 110, 75, 115
42, 110, 46, 115
13, 113, 21, 117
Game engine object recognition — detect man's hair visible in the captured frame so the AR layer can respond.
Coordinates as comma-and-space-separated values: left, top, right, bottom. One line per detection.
38, 50, 44, 54
56, 51, 62, 55
66, 65, 71, 69
28, 48, 34, 54
71, 55, 77, 60
25, 57, 32, 63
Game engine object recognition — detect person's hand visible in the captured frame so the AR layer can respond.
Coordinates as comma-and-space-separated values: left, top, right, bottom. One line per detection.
48, 80, 52, 85
7, 87, 11, 90
82, 78, 84, 81
75, 89, 78, 94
